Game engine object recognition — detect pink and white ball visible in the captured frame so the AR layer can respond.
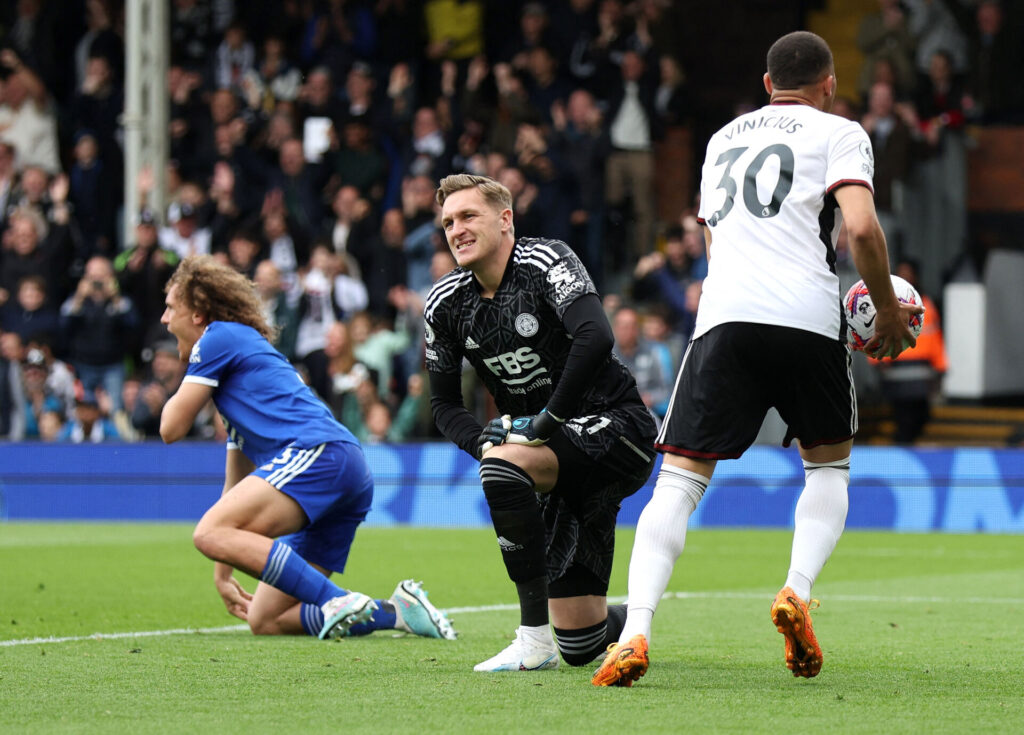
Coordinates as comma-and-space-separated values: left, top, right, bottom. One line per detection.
844, 275, 924, 351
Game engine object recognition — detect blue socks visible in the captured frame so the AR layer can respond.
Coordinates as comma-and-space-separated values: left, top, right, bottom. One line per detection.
261, 540, 344, 607
347, 602, 397, 636
300, 603, 325, 636
262, 541, 400, 638
299, 600, 398, 637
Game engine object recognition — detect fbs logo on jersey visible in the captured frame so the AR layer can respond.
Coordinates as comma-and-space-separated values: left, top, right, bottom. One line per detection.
465, 335, 480, 349
189, 341, 201, 364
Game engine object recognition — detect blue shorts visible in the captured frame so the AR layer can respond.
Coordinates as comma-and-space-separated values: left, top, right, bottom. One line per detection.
252, 441, 374, 573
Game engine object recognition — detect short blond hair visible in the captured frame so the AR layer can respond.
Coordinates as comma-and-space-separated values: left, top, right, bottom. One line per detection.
435, 174, 513, 212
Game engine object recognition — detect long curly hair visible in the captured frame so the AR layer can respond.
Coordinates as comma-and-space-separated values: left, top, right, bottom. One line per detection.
166, 255, 276, 341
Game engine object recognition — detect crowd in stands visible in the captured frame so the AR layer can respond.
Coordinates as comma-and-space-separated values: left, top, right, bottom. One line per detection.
0, 0, 1020, 444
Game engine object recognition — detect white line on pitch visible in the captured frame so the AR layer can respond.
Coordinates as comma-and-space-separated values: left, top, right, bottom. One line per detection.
4, 590, 1023, 647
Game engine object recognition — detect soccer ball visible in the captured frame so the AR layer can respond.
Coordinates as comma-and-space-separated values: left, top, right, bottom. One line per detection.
844, 275, 924, 351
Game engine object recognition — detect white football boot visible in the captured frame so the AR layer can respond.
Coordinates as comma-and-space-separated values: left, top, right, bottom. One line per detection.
473, 626, 559, 672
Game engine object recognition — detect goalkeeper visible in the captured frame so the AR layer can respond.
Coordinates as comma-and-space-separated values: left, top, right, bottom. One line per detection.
425, 174, 657, 673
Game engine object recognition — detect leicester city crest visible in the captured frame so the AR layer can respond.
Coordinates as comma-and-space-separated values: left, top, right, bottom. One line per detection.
515, 313, 539, 337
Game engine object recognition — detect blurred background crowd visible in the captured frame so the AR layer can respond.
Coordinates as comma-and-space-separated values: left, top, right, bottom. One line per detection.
0, 0, 1021, 445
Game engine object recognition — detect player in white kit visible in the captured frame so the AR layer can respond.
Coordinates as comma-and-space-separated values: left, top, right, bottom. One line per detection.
593, 31, 923, 686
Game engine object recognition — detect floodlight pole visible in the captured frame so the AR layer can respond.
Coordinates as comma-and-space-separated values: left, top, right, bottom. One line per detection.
123, 0, 169, 234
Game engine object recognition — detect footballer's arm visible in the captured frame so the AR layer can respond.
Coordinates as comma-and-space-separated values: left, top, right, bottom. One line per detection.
429, 370, 484, 457
834, 184, 920, 357
542, 293, 614, 421
160, 380, 214, 443
212, 447, 256, 620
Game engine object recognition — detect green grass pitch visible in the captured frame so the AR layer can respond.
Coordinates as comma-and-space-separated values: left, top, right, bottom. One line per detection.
2, 524, 1023, 733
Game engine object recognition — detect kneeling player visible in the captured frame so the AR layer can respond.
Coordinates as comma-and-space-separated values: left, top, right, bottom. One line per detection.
426, 175, 657, 671
160, 255, 456, 642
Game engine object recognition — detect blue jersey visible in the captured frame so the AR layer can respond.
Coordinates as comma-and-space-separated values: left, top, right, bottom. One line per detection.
183, 321, 355, 465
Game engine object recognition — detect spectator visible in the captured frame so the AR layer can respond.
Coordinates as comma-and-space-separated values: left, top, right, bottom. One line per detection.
350, 310, 413, 403
604, 48, 661, 264
60, 256, 138, 411
575, 0, 639, 93
0, 142, 18, 232
0, 48, 60, 173
611, 306, 673, 419
75, 0, 123, 91
903, 49, 969, 297
363, 208, 409, 320
296, 66, 346, 131
632, 225, 702, 334
655, 54, 691, 128
330, 116, 389, 203
213, 21, 256, 95
0, 330, 26, 438
501, 2, 558, 69
400, 174, 443, 294
24, 333, 76, 420
860, 81, 915, 254
261, 191, 308, 292
221, 230, 263, 280
206, 157, 252, 250
67, 129, 116, 256
423, 0, 485, 99
522, 46, 571, 127
130, 341, 187, 438
322, 319, 371, 419
331, 251, 370, 318
552, 88, 608, 287
347, 373, 426, 443
340, 61, 388, 130
160, 200, 213, 259
115, 207, 181, 357
111, 374, 143, 442
170, 0, 214, 71
240, 35, 302, 114
57, 388, 120, 443
37, 407, 65, 441
167, 63, 204, 169
294, 246, 346, 399
16, 346, 66, 440
253, 259, 299, 361
402, 105, 451, 180
0, 207, 69, 311
641, 304, 685, 371
856, 0, 917, 100
512, 121, 573, 244
321, 184, 376, 278
271, 137, 329, 239
1, 275, 60, 342
71, 53, 124, 174
905, 0, 969, 76
966, 0, 1024, 124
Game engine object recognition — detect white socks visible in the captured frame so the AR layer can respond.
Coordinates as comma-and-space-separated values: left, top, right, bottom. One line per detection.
784, 457, 850, 603
621, 463, 710, 643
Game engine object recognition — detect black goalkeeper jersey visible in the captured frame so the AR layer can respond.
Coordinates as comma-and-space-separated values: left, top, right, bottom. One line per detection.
424, 237, 644, 420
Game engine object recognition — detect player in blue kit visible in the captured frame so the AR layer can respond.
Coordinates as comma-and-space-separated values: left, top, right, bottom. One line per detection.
159, 255, 455, 642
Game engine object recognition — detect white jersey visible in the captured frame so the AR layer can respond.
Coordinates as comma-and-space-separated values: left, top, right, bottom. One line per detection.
695, 103, 874, 341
